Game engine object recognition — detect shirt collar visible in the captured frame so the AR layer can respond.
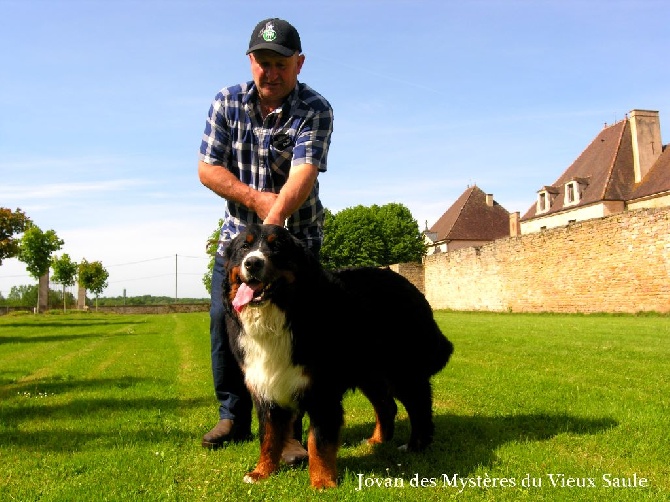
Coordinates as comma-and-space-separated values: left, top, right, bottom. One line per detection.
243, 81, 300, 114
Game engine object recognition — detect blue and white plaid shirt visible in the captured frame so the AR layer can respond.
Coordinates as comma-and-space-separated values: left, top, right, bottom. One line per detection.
199, 81, 334, 255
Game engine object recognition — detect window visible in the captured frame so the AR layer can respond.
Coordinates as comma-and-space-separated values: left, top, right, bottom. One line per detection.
564, 181, 580, 206
536, 187, 557, 214
564, 178, 588, 207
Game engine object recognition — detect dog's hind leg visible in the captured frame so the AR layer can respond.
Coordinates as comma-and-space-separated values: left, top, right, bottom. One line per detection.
359, 380, 397, 445
394, 379, 435, 452
244, 405, 293, 483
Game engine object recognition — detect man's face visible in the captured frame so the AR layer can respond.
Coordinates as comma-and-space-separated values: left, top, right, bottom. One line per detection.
249, 50, 304, 105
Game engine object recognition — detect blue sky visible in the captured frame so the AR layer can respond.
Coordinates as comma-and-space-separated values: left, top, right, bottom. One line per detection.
1, 0, 669, 299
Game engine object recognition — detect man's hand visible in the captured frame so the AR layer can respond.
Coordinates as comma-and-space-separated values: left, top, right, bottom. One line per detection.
263, 163, 318, 226
199, 159, 317, 227
199, 160, 278, 217
254, 192, 280, 222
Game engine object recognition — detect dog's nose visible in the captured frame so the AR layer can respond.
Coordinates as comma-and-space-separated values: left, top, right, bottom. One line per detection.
243, 255, 264, 276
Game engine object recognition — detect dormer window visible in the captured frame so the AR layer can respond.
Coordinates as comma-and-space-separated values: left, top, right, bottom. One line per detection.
564, 177, 588, 207
536, 186, 558, 214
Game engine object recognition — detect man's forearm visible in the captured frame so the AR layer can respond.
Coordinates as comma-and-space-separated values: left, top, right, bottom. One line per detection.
198, 160, 258, 206
199, 160, 317, 225
264, 163, 318, 225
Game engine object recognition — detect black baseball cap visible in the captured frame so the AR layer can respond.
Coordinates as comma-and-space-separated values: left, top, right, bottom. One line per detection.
246, 18, 302, 57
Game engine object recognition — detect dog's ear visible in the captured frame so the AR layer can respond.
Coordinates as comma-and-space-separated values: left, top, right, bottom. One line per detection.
223, 229, 244, 271
224, 241, 234, 261
282, 229, 308, 254
286, 233, 322, 273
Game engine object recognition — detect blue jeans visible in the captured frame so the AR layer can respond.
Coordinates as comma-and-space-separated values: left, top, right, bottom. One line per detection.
210, 252, 252, 423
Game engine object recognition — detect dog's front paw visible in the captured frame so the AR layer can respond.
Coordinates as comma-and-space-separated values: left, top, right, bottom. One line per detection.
243, 471, 268, 484
399, 437, 432, 452
310, 476, 337, 489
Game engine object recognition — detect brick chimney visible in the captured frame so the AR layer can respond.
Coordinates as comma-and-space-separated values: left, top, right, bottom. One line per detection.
509, 212, 521, 237
629, 109, 662, 183
486, 193, 494, 207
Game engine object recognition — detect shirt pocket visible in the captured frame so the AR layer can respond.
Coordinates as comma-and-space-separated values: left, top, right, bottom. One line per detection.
268, 131, 295, 186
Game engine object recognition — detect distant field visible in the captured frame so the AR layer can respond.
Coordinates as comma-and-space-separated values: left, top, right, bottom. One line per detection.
0, 311, 668, 501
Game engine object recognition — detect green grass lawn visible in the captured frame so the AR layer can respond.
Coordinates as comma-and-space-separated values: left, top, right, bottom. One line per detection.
0, 311, 668, 501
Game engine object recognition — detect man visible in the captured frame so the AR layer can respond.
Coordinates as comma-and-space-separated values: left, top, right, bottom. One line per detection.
197, 18, 334, 462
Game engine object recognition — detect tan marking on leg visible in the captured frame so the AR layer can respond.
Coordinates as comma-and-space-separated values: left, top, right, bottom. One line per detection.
244, 414, 285, 483
368, 411, 385, 444
307, 428, 338, 489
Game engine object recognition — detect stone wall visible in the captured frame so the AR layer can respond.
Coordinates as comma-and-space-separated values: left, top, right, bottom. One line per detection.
90, 303, 209, 314
422, 206, 670, 313
389, 262, 424, 293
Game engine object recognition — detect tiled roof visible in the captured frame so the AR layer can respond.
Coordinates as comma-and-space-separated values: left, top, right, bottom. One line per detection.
521, 114, 670, 220
629, 146, 670, 200
429, 185, 510, 242
521, 120, 632, 220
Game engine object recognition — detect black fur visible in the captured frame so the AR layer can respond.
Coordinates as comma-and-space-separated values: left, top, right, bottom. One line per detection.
223, 223, 453, 487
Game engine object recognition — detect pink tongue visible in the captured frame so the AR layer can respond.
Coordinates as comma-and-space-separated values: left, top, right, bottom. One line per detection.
233, 283, 255, 312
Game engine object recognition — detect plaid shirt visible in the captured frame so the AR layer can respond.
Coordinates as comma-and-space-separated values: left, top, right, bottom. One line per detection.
199, 81, 333, 255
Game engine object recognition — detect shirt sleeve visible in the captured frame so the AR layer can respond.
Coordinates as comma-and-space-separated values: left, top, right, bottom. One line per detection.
199, 93, 231, 167
292, 105, 334, 173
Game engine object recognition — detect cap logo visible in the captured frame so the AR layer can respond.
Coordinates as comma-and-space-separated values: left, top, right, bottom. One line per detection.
260, 22, 277, 42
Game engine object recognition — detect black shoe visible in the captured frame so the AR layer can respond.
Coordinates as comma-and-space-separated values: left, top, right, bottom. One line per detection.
201, 419, 252, 449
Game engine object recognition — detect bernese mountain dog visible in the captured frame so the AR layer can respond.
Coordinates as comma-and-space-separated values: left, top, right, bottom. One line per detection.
223, 223, 454, 488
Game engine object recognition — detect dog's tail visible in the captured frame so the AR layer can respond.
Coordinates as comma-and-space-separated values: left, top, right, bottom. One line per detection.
426, 328, 454, 376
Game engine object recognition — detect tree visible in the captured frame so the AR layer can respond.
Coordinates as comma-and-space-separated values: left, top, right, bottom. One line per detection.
321, 205, 385, 268
2, 284, 68, 309
0, 207, 31, 266
51, 254, 78, 312
6, 285, 37, 307
17, 224, 64, 311
376, 203, 427, 264
321, 203, 426, 269
203, 219, 223, 295
78, 259, 109, 310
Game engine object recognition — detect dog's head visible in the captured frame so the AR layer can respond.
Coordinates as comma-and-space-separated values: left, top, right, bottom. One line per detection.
224, 224, 311, 312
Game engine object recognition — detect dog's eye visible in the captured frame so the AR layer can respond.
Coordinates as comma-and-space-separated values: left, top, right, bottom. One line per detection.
267, 239, 282, 252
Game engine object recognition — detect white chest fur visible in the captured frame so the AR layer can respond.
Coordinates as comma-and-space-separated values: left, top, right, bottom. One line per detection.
238, 303, 309, 408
